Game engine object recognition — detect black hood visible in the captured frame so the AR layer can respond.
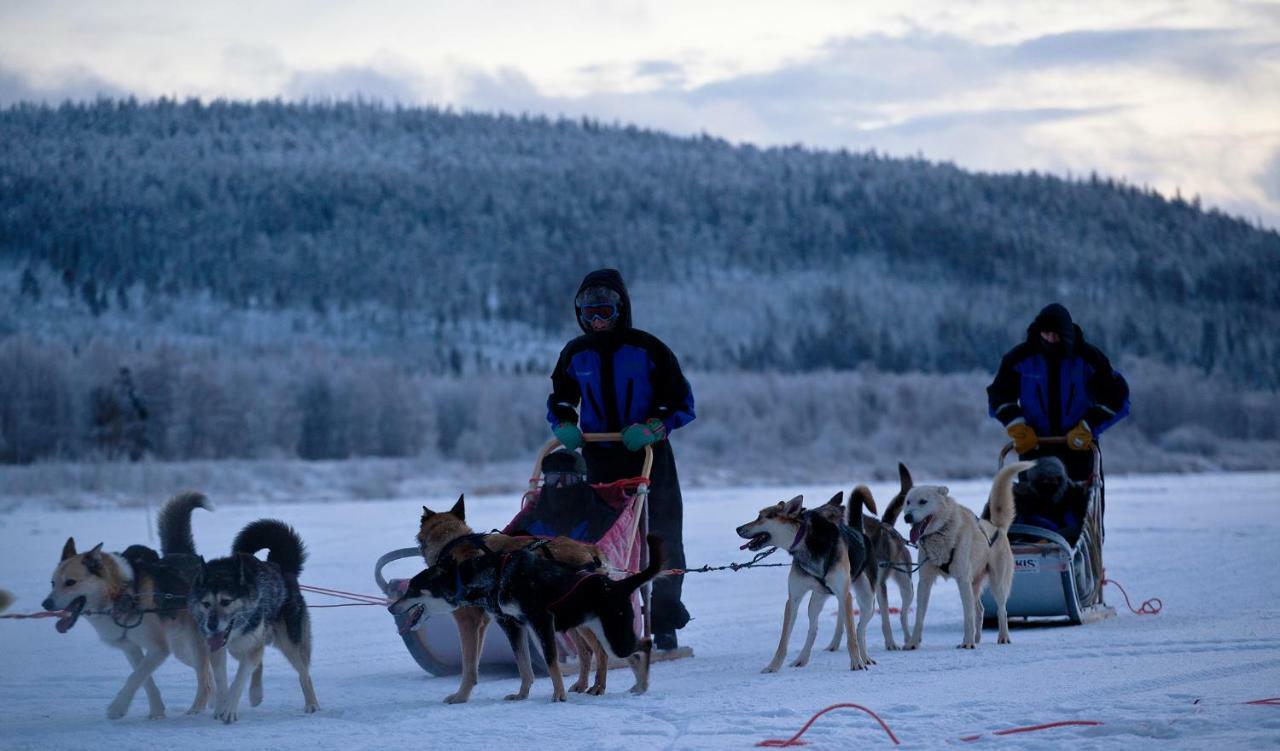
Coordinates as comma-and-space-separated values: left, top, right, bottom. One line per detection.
574, 268, 633, 334
1027, 303, 1079, 358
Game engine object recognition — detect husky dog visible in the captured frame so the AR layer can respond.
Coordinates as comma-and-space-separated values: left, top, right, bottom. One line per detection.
41, 492, 214, 719
415, 495, 608, 703
190, 519, 317, 723
825, 476, 915, 651
735, 491, 877, 672
893, 461, 1035, 649
390, 534, 663, 701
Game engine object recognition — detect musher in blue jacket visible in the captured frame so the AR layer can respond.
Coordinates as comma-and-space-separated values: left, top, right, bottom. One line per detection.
547, 269, 695, 651
987, 303, 1130, 486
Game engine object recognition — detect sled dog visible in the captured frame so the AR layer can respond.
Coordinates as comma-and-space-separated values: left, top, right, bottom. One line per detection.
391, 533, 663, 701
890, 460, 1035, 649
415, 495, 611, 702
41, 492, 214, 719
735, 491, 877, 672
825, 473, 915, 651
189, 519, 318, 723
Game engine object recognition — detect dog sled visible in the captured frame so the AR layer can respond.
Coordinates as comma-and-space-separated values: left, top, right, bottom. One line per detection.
375, 433, 690, 678
981, 437, 1115, 625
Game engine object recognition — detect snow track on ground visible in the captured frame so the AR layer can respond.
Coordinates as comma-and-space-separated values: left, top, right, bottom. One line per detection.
1, 472, 1278, 749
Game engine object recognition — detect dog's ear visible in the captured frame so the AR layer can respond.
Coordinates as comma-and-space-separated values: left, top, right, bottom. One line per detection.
783, 495, 804, 515
824, 491, 843, 507
449, 494, 466, 521
86, 542, 104, 558
61, 537, 78, 561
898, 462, 913, 492
938, 486, 949, 497
420, 505, 435, 520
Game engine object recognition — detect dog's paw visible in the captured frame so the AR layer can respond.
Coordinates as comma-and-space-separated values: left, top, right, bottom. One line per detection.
569, 680, 588, 693
760, 664, 781, 674
823, 644, 840, 652
850, 662, 867, 671
249, 686, 263, 707
551, 691, 567, 703
587, 684, 607, 696
503, 692, 529, 702
304, 702, 319, 714
106, 698, 130, 720
956, 643, 976, 650
789, 657, 809, 668
885, 642, 900, 651
147, 707, 166, 720
902, 642, 920, 651
864, 657, 877, 666
628, 683, 648, 696
998, 635, 1012, 645
443, 692, 471, 704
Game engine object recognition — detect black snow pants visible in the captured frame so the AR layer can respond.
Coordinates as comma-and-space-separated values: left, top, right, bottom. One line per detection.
583, 439, 691, 635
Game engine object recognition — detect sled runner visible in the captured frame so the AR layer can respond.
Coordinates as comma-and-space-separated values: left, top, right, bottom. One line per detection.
375, 433, 689, 677
981, 437, 1115, 625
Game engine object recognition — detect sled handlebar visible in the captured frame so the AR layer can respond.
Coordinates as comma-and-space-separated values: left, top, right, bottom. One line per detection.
999, 436, 1100, 474
531, 433, 653, 490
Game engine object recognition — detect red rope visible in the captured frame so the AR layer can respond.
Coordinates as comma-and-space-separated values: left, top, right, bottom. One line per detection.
1246, 697, 1280, 706
1102, 578, 1162, 615
0, 611, 66, 620
959, 720, 1103, 742
756, 703, 901, 747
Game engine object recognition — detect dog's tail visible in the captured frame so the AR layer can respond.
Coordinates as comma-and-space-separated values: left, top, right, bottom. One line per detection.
880, 462, 913, 526
849, 485, 877, 534
617, 534, 665, 597
233, 519, 307, 577
158, 491, 214, 557
988, 461, 1036, 532
0, 589, 13, 613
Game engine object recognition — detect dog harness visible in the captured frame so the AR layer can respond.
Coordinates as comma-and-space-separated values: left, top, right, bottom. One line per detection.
917, 511, 1000, 575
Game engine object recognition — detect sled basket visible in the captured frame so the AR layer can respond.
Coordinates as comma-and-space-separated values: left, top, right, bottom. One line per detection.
982, 437, 1115, 626
375, 432, 670, 678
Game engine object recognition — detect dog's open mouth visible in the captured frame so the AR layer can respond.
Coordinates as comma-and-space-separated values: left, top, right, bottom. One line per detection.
740, 533, 770, 551
207, 627, 233, 653
909, 515, 934, 545
55, 596, 86, 633
395, 603, 426, 635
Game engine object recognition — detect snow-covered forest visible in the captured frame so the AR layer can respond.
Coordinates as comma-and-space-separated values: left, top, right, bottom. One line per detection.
1, 99, 1277, 477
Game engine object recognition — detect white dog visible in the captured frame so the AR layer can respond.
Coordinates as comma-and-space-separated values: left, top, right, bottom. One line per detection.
896, 461, 1034, 649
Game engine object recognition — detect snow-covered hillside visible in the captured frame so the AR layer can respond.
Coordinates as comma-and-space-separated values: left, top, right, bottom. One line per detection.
2, 471, 1278, 749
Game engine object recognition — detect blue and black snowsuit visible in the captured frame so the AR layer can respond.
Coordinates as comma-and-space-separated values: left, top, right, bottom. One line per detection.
987, 303, 1130, 484
547, 269, 695, 640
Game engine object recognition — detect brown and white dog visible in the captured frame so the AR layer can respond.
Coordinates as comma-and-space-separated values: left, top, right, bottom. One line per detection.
415, 495, 612, 702
735, 491, 877, 672
886, 461, 1034, 649
41, 492, 214, 719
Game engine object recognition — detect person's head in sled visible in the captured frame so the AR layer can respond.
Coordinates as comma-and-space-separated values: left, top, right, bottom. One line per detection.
986, 302, 1130, 474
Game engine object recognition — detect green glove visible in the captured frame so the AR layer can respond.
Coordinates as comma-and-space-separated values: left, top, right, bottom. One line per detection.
622, 418, 666, 452
553, 423, 583, 451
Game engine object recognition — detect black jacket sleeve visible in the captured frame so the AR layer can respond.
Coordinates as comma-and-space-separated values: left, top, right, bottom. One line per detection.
546, 344, 581, 426
1081, 344, 1129, 427
642, 334, 696, 433
986, 346, 1026, 426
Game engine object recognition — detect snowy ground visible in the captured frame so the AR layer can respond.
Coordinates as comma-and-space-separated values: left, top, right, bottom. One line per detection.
1, 472, 1278, 750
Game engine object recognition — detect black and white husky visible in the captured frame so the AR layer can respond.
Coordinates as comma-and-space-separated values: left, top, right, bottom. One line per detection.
189, 519, 318, 723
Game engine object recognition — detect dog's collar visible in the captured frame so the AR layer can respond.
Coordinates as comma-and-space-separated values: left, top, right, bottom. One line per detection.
788, 515, 810, 552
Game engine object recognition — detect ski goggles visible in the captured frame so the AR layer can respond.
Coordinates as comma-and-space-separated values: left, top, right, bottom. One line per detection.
579, 303, 619, 323
543, 471, 585, 487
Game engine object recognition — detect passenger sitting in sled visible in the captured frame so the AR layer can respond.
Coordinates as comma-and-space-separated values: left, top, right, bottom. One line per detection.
1009, 456, 1089, 542
507, 449, 622, 542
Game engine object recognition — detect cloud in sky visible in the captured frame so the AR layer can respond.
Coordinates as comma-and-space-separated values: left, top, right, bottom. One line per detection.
0, 1, 1277, 225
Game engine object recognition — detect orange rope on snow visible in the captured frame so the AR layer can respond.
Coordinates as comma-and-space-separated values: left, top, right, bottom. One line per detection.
757, 703, 901, 747
1102, 578, 1163, 615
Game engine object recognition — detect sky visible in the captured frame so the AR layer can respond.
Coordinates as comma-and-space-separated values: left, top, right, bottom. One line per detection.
2, 0, 1278, 227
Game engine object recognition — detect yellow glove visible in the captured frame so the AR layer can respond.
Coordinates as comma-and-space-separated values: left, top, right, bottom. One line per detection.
1067, 421, 1094, 451
1006, 422, 1038, 454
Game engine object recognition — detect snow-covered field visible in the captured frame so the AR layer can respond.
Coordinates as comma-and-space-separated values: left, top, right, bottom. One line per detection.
2, 472, 1278, 749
